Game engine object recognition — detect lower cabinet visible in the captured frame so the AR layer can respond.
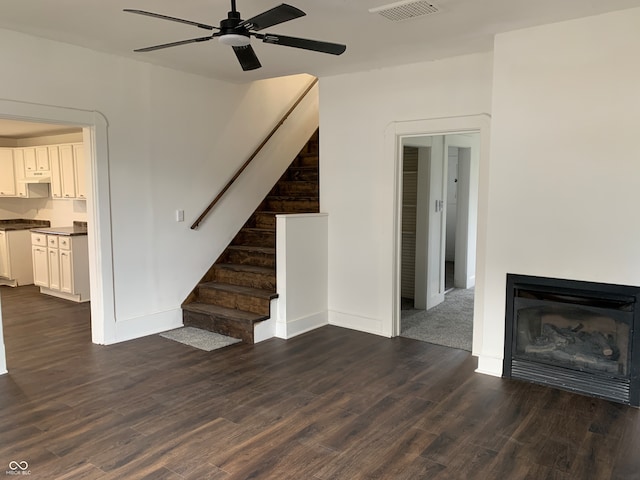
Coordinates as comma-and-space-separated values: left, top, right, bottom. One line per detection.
0, 230, 34, 286
31, 233, 89, 302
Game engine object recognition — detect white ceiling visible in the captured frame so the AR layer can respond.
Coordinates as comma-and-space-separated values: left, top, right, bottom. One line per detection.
1, 0, 640, 83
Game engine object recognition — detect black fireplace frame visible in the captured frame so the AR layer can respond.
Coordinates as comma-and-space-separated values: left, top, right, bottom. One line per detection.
503, 273, 640, 406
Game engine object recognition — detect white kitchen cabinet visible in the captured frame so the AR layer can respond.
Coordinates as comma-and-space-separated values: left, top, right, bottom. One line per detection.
13, 149, 49, 199
49, 146, 62, 199
0, 229, 34, 286
23, 147, 50, 173
0, 148, 16, 197
73, 144, 87, 200
23, 147, 36, 173
36, 147, 50, 171
48, 247, 60, 290
32, 244, 49, 287
59, 249, 73, 293
58, 145, 77, 199
32, 232, 89, 302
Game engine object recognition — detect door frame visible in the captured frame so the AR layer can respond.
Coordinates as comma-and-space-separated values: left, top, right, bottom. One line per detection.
388, 114, 491, 356
0, 99, 115, 373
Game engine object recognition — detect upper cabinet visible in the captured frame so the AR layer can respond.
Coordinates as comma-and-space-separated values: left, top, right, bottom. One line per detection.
13, 149, 49, 199
23, 146, 51, 173
0, 142, 86, 200
73, 144, 86, 200
53, 143, 84, 200
0, 148, 16, 197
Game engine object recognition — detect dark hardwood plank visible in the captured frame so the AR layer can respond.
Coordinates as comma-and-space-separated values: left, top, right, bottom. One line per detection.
1, 285, 639, 479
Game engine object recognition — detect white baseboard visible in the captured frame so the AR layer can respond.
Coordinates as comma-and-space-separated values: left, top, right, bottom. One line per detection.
475, 355, 503, 377
254, 317, 276, 343
276, 311, 328, 340
112, 308, 183, 344
328, 310, 388, 337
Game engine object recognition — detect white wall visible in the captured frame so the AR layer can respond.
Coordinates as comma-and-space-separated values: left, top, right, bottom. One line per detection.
320, 52, 493, 336
0, 197, 87, 226
476, 7, 640, 375
0, 26, 314, 342
275, 213, 328, 339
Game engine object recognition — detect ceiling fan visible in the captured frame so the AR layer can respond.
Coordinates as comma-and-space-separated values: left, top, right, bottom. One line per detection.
124, 1, 346, 71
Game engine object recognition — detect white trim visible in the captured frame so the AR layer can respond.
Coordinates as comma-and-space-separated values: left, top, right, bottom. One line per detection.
328, 310, 388, 337
276, 311, 328, 339
0, 99, 114, 372
113, 309, 183, 343
476, 355, 503, 377
254, 316, 276, 343
386, 114, 492, 364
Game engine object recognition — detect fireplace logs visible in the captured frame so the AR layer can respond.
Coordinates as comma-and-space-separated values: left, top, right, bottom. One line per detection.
524, 323, 620, 373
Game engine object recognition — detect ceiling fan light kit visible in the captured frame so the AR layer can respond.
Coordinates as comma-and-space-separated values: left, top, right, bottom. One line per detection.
124, 1, 346, 71
218, 34, 250, 47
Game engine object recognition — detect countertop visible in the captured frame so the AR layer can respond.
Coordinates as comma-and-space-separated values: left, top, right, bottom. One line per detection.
30, 225, 88, 236
0, 219, 50, 232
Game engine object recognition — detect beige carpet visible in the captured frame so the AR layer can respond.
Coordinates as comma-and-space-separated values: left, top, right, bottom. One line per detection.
401, 288, 474, 351
160, 327, 242, 351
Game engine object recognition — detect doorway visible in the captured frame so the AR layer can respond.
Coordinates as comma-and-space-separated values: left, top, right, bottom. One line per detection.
398, 132, 480, 351
0, 99, 114, 374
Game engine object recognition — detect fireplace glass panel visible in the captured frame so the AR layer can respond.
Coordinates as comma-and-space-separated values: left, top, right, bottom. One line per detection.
514, 290, 633, 377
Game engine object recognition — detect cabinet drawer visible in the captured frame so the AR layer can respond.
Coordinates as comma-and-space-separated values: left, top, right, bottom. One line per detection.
32, 233, 47, 246
47, 235, 59, 248
58, 237, 71, 250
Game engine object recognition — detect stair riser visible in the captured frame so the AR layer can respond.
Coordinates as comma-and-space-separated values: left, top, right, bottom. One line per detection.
252, 213, 276, 230
213, 268, 276, 290
287, 170, 318, 182
266, 198, 319, 213
293, 155, 319, 168
183, 310, 253, 344
233, 230, 276, 248
225, 249, 275, 268
197, 287, 271, 316
277, 182, 319, 196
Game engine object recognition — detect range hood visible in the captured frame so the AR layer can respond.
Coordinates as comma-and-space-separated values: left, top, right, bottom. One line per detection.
19, 175, 51, 184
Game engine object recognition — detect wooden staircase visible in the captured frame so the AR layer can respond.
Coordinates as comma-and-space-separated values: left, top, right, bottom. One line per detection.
181, 129, 319, 343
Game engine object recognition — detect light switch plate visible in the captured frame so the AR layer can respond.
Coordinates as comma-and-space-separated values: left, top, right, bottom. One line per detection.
176, 209, 184, 222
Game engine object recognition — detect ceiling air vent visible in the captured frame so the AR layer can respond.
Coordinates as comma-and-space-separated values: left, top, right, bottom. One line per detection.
369, 0, 439, 21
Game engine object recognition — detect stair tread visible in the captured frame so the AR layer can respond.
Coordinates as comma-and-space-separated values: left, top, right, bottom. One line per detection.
226, 245, 275, 254
213, 263, 275, 275
199, 282, 277, 299
267, 195, 319, 200
241, 227, 274, 233
183, 302, 267, 323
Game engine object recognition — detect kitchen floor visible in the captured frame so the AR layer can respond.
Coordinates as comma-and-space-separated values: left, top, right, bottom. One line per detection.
0, 285, 91, 367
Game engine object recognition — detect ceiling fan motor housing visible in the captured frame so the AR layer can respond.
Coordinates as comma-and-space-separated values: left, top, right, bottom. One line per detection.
219, 11, 251, 46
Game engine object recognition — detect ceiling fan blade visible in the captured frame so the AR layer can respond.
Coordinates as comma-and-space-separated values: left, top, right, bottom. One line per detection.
258, 34, 346, 55
238, 4, 305, 31
124, 9, 218, 31
134, 35, 215, 52
233, 45, 262, 71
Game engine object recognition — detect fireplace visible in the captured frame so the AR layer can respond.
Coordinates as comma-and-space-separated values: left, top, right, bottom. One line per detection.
503, 274, 640, 406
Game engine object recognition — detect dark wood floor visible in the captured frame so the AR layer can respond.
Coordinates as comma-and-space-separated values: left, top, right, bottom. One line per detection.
0, 285, 639, 479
